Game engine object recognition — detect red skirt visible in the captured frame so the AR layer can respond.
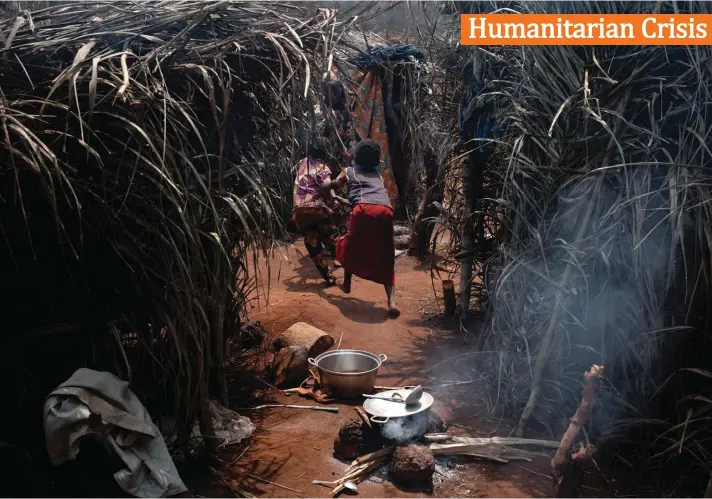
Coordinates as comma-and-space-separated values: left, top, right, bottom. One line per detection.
336, 203, 395, 286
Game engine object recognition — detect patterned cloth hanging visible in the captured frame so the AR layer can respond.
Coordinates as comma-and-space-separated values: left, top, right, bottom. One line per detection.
347, 67, 399, 208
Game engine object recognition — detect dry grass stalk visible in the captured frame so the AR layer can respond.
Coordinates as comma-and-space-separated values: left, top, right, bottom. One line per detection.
0, 0, 345, 450
424, 1, 712, 495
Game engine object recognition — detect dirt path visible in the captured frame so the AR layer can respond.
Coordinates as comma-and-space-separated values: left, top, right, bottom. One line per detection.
185, 242, 551, 498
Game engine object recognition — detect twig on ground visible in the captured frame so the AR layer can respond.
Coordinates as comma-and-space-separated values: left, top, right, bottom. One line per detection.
246, 473, 304, 494
210, 466, 254, 498
229, 445, 251, 465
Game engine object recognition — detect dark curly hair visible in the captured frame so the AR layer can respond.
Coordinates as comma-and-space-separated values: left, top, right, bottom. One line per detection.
354, 139, 381, 171
323, 80, 346, 111
307, 135, 329, 162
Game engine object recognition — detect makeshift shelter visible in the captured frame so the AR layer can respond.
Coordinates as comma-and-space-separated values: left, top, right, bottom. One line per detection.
335, 42, 426, 217
0, 1, 342, 491
442, 1, 712, 495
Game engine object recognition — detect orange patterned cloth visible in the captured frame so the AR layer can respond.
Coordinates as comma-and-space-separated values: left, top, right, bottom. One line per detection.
348, 68, 399, 208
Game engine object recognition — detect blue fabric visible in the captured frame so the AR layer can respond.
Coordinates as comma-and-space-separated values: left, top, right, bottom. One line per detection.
459, 72, 500, 148
348, 44, 425, 69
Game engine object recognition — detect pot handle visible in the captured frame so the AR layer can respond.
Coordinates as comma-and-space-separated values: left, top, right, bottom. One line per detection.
378, 354, 388, 363
370, 415, 389, 424
308, 358, 317, 367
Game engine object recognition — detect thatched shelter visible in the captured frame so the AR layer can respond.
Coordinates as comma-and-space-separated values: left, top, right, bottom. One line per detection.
0, 0, 343, 487
441, 0, 712, 495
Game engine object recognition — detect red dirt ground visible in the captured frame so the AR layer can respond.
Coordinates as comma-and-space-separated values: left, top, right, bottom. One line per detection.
182, 241, 557, 498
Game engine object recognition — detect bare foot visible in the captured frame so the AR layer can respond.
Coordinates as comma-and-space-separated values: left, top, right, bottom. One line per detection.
385, 285, 399, 318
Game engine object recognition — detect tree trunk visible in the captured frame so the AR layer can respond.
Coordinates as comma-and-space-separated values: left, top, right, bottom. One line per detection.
273, 322, 335, 359
459, 151, 477, 321
409, 146, 442, 258
210, 244, 228, 407
272, 346, 310, 388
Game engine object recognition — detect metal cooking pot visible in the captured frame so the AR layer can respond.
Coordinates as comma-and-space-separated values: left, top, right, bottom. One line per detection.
362, 388, 434, 424
308, 349, 387, 399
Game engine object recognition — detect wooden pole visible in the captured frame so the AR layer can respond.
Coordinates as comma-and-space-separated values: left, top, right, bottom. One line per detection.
443, 280, 457, 317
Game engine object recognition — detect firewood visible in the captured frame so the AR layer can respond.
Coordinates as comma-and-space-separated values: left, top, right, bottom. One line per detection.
429, 436, 559, 448
423, 433, 451, 442
551, 365, 604, 498
429, 440, 556, 460
343, 446, 395, 475
273, 322, 335, 359
272, 346, 309, 388
349, 445, 396, 467
332, 458, 387, 497
354, 407, 372, 428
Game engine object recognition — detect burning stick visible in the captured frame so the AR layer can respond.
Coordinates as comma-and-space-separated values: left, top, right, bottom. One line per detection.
423, 433, 451, 442
551, 364, 604, 497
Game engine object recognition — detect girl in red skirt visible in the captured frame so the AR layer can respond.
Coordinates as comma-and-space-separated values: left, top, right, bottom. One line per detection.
320, 140, 399, 317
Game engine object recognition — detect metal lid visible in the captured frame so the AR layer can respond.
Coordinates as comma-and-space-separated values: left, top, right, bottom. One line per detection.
362, 388, 434, 418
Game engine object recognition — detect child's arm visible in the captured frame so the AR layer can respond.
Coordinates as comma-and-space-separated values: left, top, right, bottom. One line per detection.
319, 169, 347, 195
333, 195, 349, 207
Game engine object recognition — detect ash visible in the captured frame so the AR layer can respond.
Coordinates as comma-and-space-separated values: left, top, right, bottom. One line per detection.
367, 464, 389, 484
366, 456, 460, 486
433, 457, 460, 486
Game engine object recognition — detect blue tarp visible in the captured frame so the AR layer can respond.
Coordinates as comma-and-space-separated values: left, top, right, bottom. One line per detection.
347, 44, 425, 69
459, 72, 501, 149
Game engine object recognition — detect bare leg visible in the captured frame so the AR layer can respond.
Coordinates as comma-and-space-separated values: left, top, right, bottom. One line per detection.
385, 285, 400, 318
342, 271, 352, 294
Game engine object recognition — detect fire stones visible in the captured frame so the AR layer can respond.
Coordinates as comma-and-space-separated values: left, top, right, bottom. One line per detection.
333, 418, 384, 460
389, 444, 436, 488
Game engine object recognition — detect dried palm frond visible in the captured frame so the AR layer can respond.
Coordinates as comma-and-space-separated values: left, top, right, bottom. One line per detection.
453, 1, 712, 495
0, 0, 343, 453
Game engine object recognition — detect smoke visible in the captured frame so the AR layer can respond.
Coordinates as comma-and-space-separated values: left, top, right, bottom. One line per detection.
380, 413, 429, 443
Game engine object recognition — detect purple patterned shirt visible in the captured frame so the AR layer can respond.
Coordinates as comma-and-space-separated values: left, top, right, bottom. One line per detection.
293, 157, 332, 210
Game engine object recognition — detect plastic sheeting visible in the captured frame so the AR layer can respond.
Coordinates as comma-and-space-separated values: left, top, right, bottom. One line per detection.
44, 368, 187, 498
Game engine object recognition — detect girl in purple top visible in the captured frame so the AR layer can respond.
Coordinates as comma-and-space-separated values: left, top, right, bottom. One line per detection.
292, 137, 348, 285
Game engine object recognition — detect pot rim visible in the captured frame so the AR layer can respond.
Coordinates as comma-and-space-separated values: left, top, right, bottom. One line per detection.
308, 349, 387, 376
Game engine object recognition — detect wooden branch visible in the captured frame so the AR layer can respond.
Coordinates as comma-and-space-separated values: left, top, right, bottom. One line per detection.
423, 433, 451, 442
428, 436, 559, 464
551, 365, 603, 478
552, 365, 604, 498
331, 458, 385, 497
425, 435, 559, 448
345, 445, 396, 474
354, 407, 372, 428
